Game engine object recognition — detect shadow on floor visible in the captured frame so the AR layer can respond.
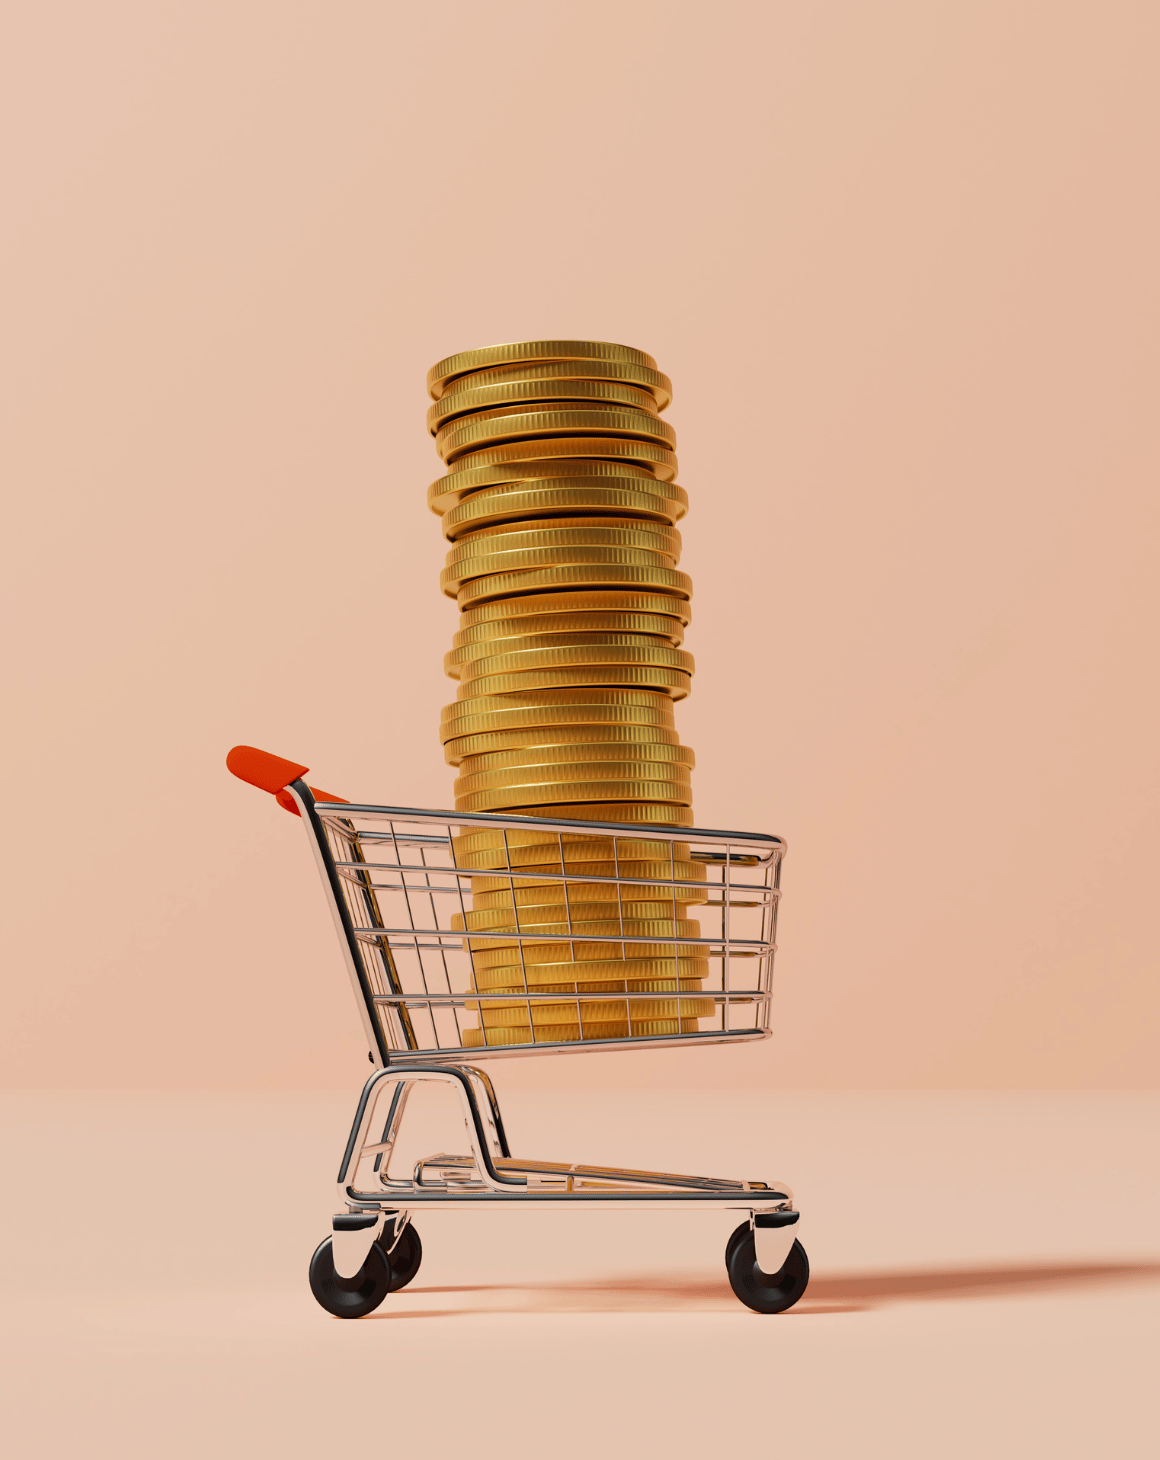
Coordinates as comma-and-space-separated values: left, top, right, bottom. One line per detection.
379, 1259, 1160, 1318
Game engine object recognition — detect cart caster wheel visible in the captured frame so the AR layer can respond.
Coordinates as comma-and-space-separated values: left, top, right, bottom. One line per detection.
725, 1225, 809, 1314
386, 1223, 423, 1292
308, 1236, 392, 1318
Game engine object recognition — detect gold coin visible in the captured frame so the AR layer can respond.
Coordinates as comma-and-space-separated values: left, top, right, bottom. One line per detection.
460, 642, 694, 681
452, 612, 686, 649
443, 723, 683, 764
443, 545, 680, 597
443, 685, 675, 721
452, 765, 688, 800
456, 779, 695, 814
470, 965, 708, 991
447, 619, 686, 674
444, 548, 680, 598
464, 878, 706, 907
454, 898, 698, 929
469, 941, 705, 971
518, 803, 696, 827
458, 741, 695, 774
460, 921, 699, 946
461, 926, 701, 955
428, 378, 661, 434
471, 971, 708, 996
456, 758, 691, 795
468, 879, 701, 914
472, 999, 716, 1027
436, 405, 677, 465
459, 589, 691, 629
441, 705, 675, 744
457, 564, 692, 610
468, 891, 707, 916
448, 693, 675, 723
462, 1018, 702, 1046
434, 357, 673, 411
448, 516, 681, 559
427, 339, 660, 399
452, 826, 691, 860
453, 637, 692, 681
461, 666, 692, 702
444, 684, 674, 714
465, 854, 704, 888
442, 482, 688, 539
428, 459, 664, 514
446, 630, 680, 678
454, 851, 697, 878
441, 437, 678, 484
471, 956, 705, 981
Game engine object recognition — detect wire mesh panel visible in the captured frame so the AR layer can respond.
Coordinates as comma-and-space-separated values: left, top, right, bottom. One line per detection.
306, 798, 783, 1062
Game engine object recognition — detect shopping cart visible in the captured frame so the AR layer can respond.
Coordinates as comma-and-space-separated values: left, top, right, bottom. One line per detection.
227, 745, 808, 1316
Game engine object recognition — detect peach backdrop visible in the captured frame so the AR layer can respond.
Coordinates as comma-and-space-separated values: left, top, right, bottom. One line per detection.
2, 1, 1156, 1088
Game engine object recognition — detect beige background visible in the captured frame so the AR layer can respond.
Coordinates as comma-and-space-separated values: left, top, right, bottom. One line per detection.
2, 0, 1157, 1089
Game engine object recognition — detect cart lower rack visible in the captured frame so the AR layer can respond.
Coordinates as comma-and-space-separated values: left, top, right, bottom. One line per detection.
227, 745, 808, 1316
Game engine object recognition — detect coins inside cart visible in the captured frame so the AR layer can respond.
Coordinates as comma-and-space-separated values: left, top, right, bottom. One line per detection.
440, 436, 679, 485
442, 481, 689, 538
421, 339, 705, 1047
427, 339, 661, 399
432, 355, 673, 412
428, 377, 662, 434
457, 564, 692, 609
459, 588, 691, 630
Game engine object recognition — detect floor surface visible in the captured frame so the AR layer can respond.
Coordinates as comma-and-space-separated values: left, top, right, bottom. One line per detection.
1, 1088, 1157, 1457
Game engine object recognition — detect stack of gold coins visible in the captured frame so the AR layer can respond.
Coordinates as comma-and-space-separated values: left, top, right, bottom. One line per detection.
426, 340, 707, 1047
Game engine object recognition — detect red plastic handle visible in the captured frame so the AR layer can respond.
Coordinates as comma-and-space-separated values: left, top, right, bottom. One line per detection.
226, 745, 348, 816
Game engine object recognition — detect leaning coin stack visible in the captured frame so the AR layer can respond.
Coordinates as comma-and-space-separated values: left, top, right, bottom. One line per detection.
426, 340, 710, 1047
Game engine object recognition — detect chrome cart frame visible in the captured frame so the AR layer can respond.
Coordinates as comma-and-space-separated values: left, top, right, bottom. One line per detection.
227, 745, 808, 1315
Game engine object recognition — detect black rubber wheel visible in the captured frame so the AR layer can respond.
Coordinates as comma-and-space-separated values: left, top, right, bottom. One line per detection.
725, 1224, 809, 1314
725, 1220, 749, 1271
308, 1236, 392, 1318
385, 1223, 423, 1292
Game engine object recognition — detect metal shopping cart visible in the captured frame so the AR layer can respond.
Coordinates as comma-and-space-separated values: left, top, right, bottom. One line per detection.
227, 745, 808, 1316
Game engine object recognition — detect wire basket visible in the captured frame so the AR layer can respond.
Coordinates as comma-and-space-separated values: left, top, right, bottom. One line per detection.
300, 791, 785, 1062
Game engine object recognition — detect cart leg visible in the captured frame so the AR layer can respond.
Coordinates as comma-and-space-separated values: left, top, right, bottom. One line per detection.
461, 1064, 512, 1160
337, 1067, 414, 1191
